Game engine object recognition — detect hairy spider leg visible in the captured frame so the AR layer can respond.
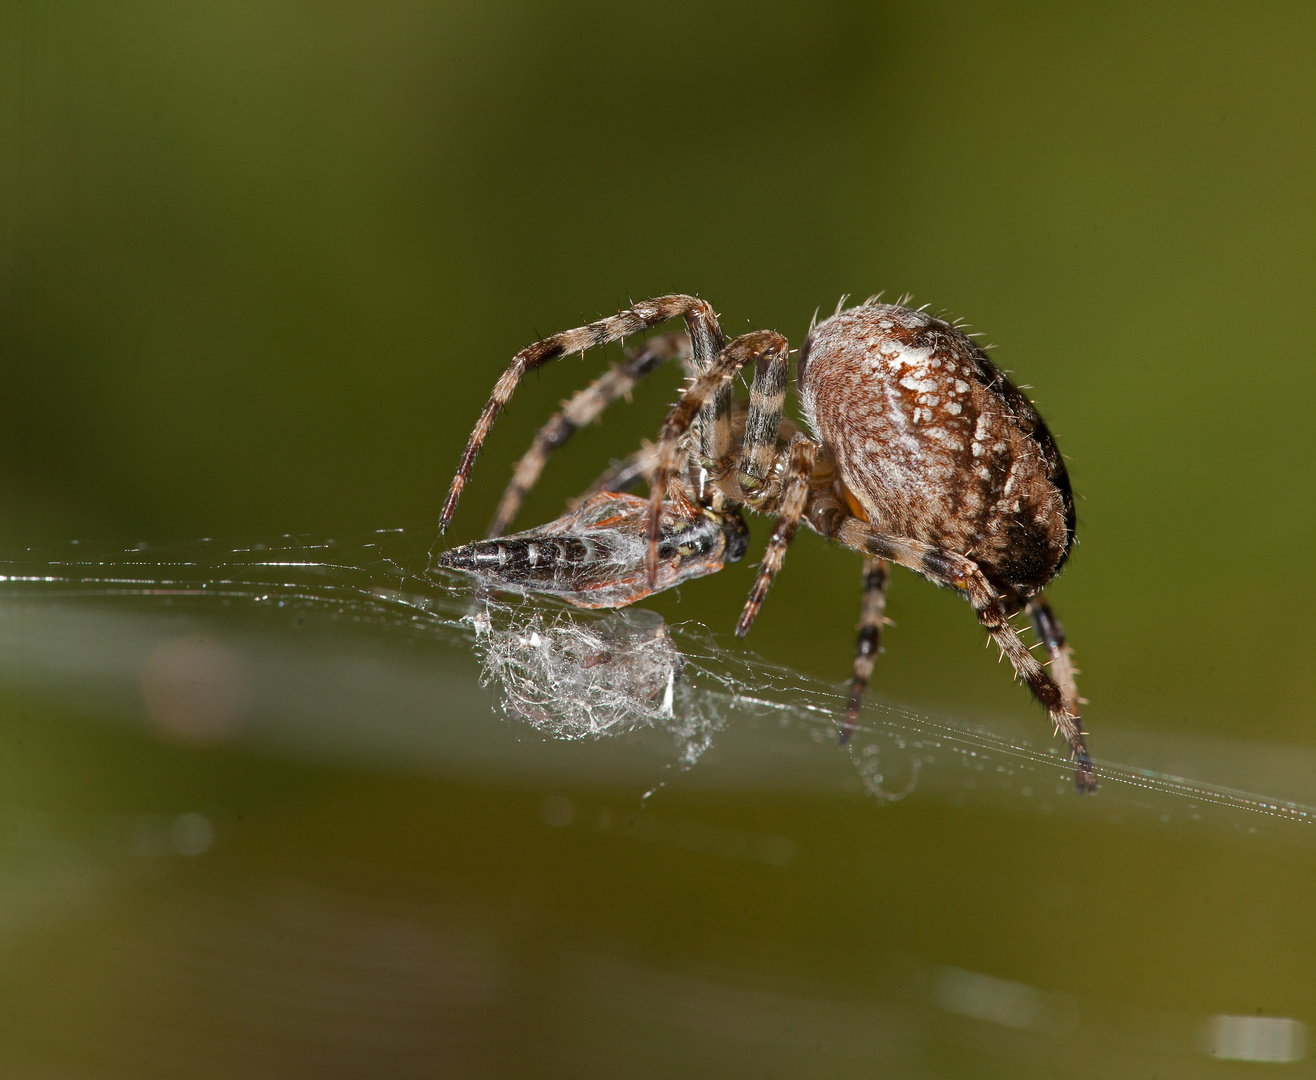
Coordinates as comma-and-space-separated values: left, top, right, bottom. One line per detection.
578, 400, 774, 509
440, 295, 725, 534
1026, 596, 1083, 719
957, 572, 1093, 793
841, 557, 890, 743
828, 518, 1096, 792
645, 331, 791, 585
487, 332, 694, 537
736, 342, 791, 492
734, 435, 818, 637
573, 443, 659, 504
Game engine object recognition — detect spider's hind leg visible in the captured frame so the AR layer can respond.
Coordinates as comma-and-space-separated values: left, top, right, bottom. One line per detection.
958, 570, 1094, 792
840, 557, 889, 744
1026, 595, 1083, 720
829, 520, 1096, 792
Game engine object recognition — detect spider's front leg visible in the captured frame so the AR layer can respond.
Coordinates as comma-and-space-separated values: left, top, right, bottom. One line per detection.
734, 435, 817, 637
487, 332, 692, 538
736, 337, 792, 496
572, 442, 659, 505
440, 295, 725, 534
644, 330, 791, 585
726, 330, 820, 635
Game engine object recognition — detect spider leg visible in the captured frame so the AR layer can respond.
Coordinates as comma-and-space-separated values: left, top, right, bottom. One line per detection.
572, 442, 658, 506
1026, 595, 1083, 719
440, 296, 724, 533
840, 557, 889, 744
828, 518, 1095, 792
487, 332, 692, 537
735, 436, 818, 637
573, 400, 762, 512
736, 340, 791, 495
645, 330, 790, 584
963, 574, 1093, 793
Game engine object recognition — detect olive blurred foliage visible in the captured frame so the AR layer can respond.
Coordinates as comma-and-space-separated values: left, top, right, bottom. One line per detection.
2, 1, 1314, 744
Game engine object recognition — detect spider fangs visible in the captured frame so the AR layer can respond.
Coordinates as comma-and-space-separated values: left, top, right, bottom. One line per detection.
435, 296, 1095, 792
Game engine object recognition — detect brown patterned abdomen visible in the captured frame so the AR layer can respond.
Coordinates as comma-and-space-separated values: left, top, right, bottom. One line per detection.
798, 304, 1074, 598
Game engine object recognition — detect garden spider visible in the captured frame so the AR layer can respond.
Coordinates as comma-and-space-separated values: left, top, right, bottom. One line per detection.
435, 295, 1094, 791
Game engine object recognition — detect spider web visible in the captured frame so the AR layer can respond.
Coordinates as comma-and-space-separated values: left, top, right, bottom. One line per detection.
0, 527, 1313, 833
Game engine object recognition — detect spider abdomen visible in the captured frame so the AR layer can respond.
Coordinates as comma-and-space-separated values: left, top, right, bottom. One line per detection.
798, 303, 1074, 597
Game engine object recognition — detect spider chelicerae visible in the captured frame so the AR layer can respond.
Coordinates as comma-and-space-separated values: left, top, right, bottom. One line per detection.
434, 294, 1094, 791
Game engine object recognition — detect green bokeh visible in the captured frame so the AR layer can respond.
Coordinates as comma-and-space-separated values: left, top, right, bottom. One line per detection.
1, 4, 1315, 1074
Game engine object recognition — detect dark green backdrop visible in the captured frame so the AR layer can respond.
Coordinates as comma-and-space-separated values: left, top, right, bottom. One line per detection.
1, 5, 1314, 1075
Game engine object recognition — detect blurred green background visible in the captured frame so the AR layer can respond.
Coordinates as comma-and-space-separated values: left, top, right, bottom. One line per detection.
2, 3, 1315, 1076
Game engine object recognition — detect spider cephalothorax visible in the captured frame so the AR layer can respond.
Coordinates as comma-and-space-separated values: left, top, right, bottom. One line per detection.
435, 296, 1093, 791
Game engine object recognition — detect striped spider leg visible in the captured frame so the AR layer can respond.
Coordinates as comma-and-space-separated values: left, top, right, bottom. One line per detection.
676, 361, 897, 748
570, 443, 661, 506
639, 328, 827, 643
843, 558, 890, 743
818, 515, 1095, 791
1026, 596, 1083, 719
642, 330, 792, 582
733, 435, 818, 637
487, 331, 694, 538
439, 295, 725, 536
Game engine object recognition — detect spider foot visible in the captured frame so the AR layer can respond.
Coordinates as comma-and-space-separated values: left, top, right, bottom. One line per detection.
1075, 751, 1098, 794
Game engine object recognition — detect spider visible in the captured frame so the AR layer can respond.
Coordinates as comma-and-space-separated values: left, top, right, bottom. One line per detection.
434, 295, 1094, 791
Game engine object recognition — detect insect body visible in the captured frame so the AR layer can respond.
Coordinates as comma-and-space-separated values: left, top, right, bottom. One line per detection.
436, 296, 1094, 791
436, 489, 748, 609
